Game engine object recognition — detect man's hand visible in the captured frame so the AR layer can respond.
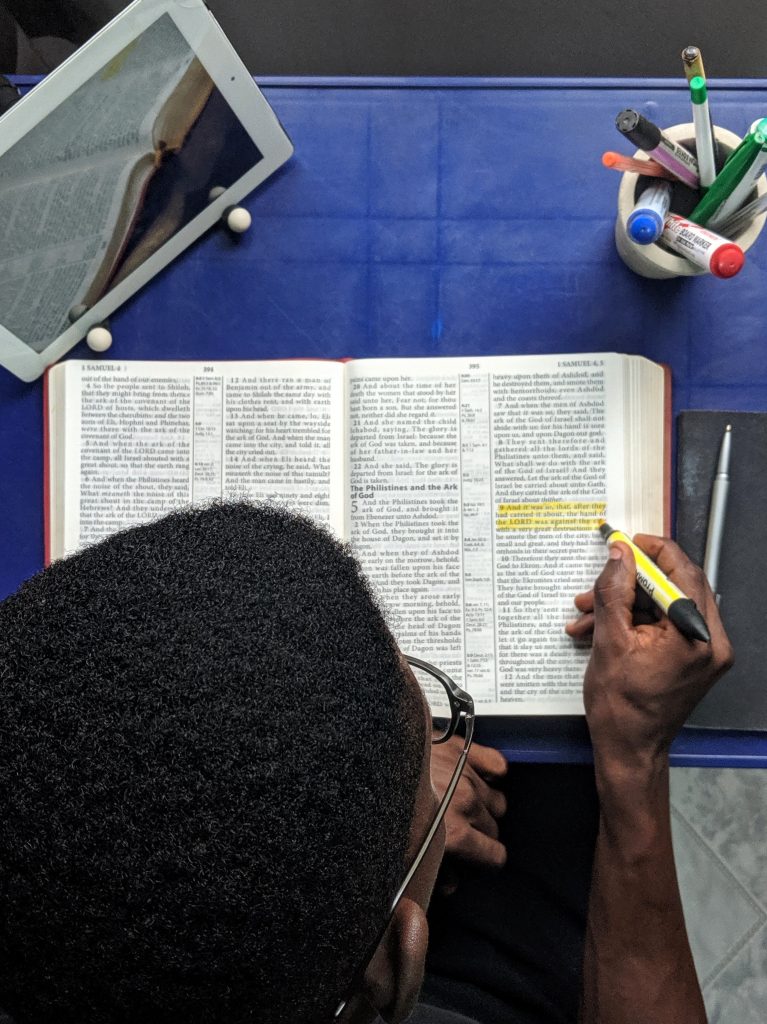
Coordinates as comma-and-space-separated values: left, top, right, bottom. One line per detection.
431, 737, 508, 869
567, 534, 734, 1024
566, 533, 733, 767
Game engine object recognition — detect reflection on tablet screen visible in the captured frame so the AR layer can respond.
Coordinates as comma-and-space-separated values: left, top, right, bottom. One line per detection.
0, 14, 262, 354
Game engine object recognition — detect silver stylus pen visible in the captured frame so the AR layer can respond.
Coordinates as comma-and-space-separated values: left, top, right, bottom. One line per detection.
703, 423, 732, 601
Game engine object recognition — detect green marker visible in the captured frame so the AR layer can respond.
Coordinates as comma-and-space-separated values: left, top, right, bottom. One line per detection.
690, 126, 766, 226
709, 129, 767, 230
723, 117, 767, 166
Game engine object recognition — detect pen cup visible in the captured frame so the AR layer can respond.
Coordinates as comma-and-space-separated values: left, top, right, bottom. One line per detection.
614, 123, 767, 279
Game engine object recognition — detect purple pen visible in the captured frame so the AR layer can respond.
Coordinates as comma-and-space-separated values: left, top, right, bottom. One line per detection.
616, 109, 700, 189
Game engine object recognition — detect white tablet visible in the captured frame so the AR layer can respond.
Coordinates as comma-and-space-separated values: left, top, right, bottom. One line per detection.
0, 0, 294, 381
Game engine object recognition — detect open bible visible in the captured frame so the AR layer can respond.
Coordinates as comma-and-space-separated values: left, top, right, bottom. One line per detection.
46, 353, 669, 714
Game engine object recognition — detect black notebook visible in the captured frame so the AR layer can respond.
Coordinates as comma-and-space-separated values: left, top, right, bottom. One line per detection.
677, 411, 767, 730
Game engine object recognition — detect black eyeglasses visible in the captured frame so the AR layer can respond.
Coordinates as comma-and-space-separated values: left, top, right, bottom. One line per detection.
334, 655, 475, 1019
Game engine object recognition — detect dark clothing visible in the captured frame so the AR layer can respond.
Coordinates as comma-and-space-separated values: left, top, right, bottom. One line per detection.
0, 75, 20, 114
2, 1, 123, 47
410, 1007, 482, 1024
0, 1, 124, 73
0, 6, 17, 71
420, 763, 599, 1024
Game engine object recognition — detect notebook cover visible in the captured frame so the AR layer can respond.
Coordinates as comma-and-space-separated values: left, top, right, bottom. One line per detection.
677, 410, 767, 730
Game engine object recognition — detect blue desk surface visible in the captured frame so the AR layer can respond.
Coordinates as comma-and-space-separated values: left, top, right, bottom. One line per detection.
2, 76, 766, 766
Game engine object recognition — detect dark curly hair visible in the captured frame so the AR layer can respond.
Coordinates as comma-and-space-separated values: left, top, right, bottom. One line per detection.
0, 503, 425, 1024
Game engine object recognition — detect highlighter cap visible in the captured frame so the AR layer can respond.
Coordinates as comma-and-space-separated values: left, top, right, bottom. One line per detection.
710, 243, 745, 278
615, 109, 661, 150
627, 209, 663, 245
690, 76, 707, 104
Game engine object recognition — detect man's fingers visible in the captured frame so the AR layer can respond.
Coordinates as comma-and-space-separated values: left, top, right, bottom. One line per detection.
592, 542, 637, 640
633, 533, 694, 572
455, 768, 507, 823
633, 534, 709, 606
472, 801, 501, 840
633, 533, 733, 665
467, 828, 507, 868
483, 783, 507, 820
566, 613, 595, 638
574, 585, 656, 622
467, 742, 508, 782
574, 590, 595, 613
450, 824, 507, 869
444, 792, 500, 858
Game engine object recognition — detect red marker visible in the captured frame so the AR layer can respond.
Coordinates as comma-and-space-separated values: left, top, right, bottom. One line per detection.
662, 214, 745, 278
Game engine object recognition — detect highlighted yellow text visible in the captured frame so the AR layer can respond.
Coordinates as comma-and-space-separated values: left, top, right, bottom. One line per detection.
496, 501, 606, 532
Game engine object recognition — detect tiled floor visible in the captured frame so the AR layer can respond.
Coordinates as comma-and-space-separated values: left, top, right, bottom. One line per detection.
671, 769, 767, 1023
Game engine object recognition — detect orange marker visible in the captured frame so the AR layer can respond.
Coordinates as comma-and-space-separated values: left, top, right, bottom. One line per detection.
602, 151, 675, 179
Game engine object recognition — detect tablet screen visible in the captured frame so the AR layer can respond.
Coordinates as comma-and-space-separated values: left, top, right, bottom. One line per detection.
0, 13, 263, 355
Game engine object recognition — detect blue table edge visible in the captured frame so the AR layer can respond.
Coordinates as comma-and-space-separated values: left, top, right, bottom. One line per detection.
9, 73, 767, 90
474, 716, 766, 767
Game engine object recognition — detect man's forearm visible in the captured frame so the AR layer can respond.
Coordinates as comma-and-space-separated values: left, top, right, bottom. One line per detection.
580, 753, 706, 1024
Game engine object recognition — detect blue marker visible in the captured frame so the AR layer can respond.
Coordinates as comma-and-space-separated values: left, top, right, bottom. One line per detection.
627, 181, 673, 245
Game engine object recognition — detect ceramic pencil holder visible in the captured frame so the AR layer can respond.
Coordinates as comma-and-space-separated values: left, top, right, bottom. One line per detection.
614, 123, 767, 279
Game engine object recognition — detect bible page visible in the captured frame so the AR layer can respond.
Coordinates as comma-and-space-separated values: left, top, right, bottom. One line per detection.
50, 359, 345, 560
348, 353, 651, 715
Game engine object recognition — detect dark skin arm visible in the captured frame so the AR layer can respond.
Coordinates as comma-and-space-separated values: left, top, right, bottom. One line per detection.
566, 535, 733, 1024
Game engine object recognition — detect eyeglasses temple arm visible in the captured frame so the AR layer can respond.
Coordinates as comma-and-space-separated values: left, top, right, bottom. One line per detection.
386, 711, 475, 912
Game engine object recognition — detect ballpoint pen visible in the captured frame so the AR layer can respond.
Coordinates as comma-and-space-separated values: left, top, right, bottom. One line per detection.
681, 45, 706, 83
703, 423, 732, 602
717, 192, 767, 238
681, 46, 720, 166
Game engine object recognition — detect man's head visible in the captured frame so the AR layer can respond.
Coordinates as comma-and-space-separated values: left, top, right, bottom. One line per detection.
0, 503, 435, 1024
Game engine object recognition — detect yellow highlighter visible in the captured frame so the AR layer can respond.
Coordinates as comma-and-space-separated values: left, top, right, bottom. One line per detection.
600, 523, 711, 644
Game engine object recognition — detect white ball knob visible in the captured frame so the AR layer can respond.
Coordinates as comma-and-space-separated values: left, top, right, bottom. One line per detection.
68, 302, 89, 323
208, 186, 226, 201
86, 326, 113, 352
226, 207, 252, 234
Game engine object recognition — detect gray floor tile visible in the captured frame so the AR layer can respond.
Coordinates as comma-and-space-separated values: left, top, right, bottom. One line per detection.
671, 805, 765, 986
670, 768, 767, 1022
703, 922, 767, 1024
672, 768, 767, 912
